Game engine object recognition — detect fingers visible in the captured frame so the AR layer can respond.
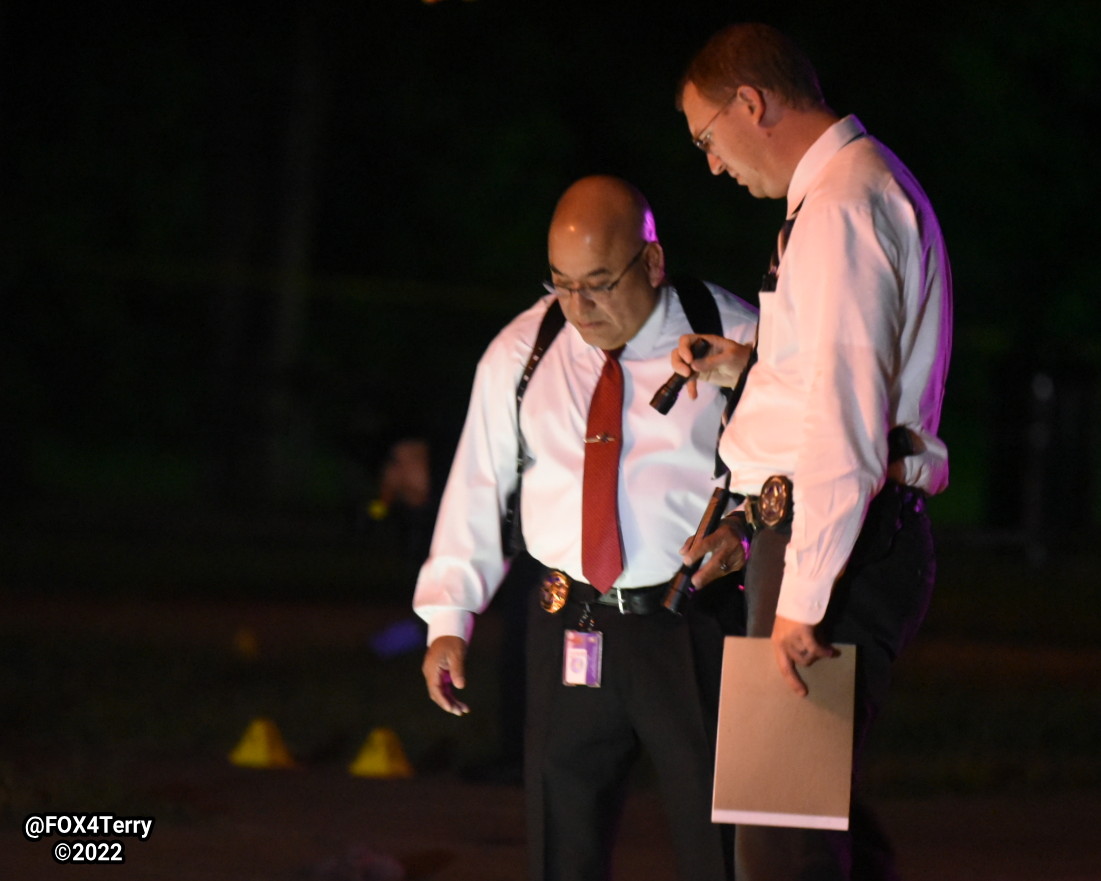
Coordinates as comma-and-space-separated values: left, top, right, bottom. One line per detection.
771, 616, 840, 696
691, 548, 745, 588
671, 334, 702, 378
672, 334, 750, 391
685, 518, 748, 588
434, 671, 471, 716
674, 333, 725, 370
425, 664, 454, 713
680, 515, 744, 566
777, 643, 839, 698
691, 555, 730, 589
422, 636, 470, 716
697, 339, 753, 388
680, 525, 718, 567
774, 641, 809, 698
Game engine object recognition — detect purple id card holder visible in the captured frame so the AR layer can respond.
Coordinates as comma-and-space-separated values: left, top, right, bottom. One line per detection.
563, 629, 603, 687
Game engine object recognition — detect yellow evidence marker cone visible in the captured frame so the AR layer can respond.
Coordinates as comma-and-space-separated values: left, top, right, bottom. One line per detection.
348, 727, 414, 778
228, 717, 297, 769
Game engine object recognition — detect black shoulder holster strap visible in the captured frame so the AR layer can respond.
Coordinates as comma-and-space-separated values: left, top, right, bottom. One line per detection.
666, 274, 723, 341
669, 275, 737, 480
501, 300, 565, 556
501, 279, 730, 556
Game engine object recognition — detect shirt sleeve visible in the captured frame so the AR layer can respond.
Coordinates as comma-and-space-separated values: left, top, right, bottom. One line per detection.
777, 196, 902, 624
411, 310, 536, 644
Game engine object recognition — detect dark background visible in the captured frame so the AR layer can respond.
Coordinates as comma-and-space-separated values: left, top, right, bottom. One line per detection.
2, 3, 1101, 849
4, 0, 1099, 545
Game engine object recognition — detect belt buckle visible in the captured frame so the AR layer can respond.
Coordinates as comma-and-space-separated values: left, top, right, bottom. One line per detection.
615, 588, 626, 614
540, 571, 570, 613
758, 475, 793, 527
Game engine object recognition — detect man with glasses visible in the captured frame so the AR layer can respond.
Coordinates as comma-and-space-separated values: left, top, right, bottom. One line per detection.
672, 22, 952, 881
414, 175, 756, 881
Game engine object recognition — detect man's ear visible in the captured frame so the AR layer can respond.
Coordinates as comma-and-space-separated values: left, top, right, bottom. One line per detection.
642, 241, 666, 287
735, 84, 768, 124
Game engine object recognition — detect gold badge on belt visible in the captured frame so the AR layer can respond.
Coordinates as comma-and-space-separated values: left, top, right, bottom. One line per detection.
758, 474, 794, 527
540, 570, 570, 613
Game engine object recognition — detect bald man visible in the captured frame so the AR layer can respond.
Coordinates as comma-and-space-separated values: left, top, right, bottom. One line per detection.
414, 176, 756, 881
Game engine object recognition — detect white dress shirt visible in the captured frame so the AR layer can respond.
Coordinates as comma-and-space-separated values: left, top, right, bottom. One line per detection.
415, 283, 758, 645
721, 115, 952, 625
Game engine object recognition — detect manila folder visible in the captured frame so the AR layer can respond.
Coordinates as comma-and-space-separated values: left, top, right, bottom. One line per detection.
711, 636, 855, 831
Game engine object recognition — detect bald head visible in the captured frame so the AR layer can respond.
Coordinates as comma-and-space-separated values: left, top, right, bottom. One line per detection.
546, 176, 665, 350
549, 175, 658, 251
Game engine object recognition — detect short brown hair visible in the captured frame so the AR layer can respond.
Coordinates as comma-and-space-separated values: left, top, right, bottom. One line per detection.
677, 22, 827, 112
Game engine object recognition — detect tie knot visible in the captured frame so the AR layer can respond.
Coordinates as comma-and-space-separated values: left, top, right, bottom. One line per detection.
603, 346, 625, 360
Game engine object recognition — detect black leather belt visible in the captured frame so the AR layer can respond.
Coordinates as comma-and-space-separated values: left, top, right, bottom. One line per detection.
738, 427, 921, 535
741, 475, 926, 539
578, 582, 668, 615
536, 564, 669, 616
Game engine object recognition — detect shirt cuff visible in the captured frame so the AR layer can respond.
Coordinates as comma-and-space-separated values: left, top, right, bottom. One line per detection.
774, 573, 833, 625
420, 607, 476, 646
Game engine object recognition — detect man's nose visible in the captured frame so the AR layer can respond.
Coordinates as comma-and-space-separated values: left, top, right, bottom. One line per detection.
707, 152, 725, 176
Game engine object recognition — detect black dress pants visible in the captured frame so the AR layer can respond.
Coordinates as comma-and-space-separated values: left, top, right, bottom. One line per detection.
523, 574, 738, 881
736, 483, 935, 881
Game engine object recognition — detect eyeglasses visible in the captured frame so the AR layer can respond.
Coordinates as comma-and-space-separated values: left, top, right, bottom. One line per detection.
543, 244, 647, 300
691, 93, 737, 153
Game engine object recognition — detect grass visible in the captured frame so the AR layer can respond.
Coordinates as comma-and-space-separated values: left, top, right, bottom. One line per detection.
2, 499, 1100, 821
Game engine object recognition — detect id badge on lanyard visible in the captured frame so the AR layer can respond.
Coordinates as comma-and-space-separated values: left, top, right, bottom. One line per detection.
563, 603, 602, 687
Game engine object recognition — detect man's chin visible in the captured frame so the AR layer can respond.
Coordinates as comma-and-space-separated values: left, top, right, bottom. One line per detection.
574, 324, 618, 350
730, 173, 770, 200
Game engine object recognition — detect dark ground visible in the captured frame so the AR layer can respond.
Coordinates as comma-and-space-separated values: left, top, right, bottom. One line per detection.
2, 502, 1100, 879
4, 750, 1101, 880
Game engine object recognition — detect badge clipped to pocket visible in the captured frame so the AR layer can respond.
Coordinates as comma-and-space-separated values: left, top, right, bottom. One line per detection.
562, 628, 603, 687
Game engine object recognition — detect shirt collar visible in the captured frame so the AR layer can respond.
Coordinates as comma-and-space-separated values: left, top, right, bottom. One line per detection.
786, 114, 867, 217
621, 283, 668, 360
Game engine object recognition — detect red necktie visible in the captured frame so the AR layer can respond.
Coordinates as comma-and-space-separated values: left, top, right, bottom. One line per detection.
581, 347, 625, 592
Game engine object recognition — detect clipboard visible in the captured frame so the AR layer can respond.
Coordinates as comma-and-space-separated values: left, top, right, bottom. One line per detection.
711, 636, 856, 830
